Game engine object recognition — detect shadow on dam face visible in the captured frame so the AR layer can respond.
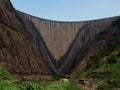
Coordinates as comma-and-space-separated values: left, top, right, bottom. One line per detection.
17, 10, 120, 74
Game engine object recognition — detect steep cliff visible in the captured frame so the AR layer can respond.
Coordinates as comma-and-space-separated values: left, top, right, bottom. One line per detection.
0, 0, 54, 78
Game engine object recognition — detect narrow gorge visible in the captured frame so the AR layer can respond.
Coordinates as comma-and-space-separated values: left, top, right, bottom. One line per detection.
0, 0, 120, 80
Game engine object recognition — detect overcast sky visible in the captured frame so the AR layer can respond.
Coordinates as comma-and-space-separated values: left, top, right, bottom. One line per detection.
11, 0, 120, 21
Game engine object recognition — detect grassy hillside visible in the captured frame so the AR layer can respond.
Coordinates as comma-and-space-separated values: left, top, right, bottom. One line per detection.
19, 81, 82, 90
70, 18, 120, 90
71, 40, 120, 90
88, 41, 120, 90
0, 66, 19, 90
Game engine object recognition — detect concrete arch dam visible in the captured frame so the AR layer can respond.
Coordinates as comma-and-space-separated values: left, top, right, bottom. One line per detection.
17, 11, 119, 74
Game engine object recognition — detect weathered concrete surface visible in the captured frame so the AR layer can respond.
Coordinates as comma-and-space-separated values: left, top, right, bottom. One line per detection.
17, 12, 89, 60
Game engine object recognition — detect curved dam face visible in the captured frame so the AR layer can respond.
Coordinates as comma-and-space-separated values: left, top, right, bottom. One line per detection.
17, 11, 120, 74
17, 11, 89, 61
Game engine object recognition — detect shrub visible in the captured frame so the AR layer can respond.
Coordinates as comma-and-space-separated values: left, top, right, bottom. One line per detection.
107, 55, 117, 64
0, 81, 20, 90
54, 75, 66, 80
0, 66, 14, 80
19, 81, 41, 90
87, 53, 100, 69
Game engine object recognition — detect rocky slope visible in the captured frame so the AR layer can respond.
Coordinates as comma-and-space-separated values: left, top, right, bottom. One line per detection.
71, 19, 120, 89
0, 0, 54, 79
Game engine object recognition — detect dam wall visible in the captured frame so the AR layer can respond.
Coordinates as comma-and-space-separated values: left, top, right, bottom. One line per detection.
17, 11, 119, 74
17, 11, 89, 60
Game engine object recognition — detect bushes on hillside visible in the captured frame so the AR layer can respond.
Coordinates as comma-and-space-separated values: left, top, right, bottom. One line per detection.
19, 81, 41, 90
0, 66, 14, 80
87, 53, 100, 69
107, 55, 117, 64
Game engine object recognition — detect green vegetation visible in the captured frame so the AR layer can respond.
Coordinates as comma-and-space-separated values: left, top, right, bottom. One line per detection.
71, 41, 120, 90
19, 81, 42, 90
87, 53, 100, 69
0, 80, 82, 90
0, 40, 120, 90
0, 66, 82, 90
0, 66, 19, 90
0, 81, 20, 90
87, 42, 120, 89
107, 55, 117, 64
0, 66, 14, 80
41, 82, 82, 90
54, 75, 66, 80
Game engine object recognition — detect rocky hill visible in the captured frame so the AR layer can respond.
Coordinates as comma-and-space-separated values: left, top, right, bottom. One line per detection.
0, 0, 55, 81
